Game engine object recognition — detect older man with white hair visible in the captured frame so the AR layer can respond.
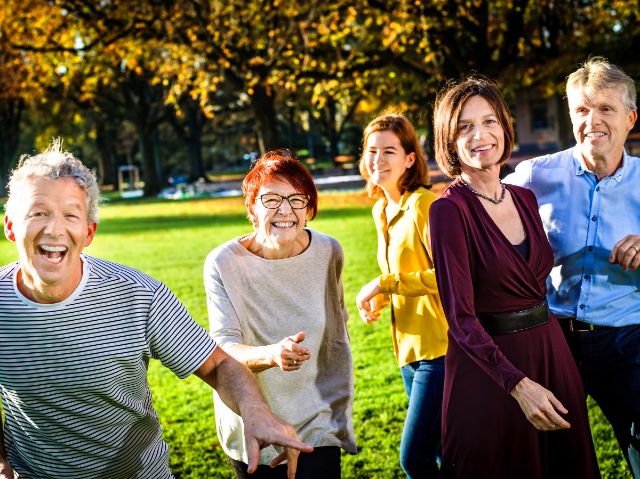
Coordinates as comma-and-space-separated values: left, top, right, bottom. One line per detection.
506, 57, 640, 476
0, 140, 311, 479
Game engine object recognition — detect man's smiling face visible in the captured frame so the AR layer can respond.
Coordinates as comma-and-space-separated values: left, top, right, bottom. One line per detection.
568, 85, 637, 170
4, 176, 97, 303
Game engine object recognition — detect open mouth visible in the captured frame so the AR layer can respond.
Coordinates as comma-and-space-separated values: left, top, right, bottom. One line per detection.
472, 144, 493, 153
585, 132, 606, 138
39, 244, 68, 264
272, 221, 295, 228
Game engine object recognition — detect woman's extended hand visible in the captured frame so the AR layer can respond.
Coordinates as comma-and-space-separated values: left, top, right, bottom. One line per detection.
270, 331, 311, 372
510, 377, 571, 431
356, 278, 387, 324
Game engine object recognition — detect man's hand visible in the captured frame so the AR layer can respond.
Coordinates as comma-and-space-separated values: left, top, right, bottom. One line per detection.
510, 377, 571, 431
270, 332, 311, 372
610, 234, 640, 271
195, 348, 312, 478
242, 404, 313, 479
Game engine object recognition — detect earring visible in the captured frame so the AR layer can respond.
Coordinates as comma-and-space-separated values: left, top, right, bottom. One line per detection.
304, 219, 308, 227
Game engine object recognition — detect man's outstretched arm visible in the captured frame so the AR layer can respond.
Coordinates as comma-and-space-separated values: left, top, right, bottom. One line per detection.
195, 347, 313, 478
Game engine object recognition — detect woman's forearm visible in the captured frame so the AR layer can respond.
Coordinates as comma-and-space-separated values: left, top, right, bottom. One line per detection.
223, 342, 276, 372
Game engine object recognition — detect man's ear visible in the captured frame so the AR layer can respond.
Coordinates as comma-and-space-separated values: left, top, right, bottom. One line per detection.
4, 215, 16, 243
83, 222, 98, 247
627, 109, 638, 131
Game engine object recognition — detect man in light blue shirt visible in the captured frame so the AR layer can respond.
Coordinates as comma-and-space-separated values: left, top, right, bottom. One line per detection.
506, 57, 640, 477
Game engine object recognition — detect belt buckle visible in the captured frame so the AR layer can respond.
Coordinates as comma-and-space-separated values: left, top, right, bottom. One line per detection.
569, 319, 595, 332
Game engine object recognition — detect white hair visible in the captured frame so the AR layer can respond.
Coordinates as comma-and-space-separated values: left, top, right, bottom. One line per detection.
6, 138, 101, 223
567, 56, 637, 111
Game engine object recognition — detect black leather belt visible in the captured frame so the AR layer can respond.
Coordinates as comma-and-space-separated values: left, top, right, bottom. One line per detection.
565, 318, 611, 333
477, 301, 549, 336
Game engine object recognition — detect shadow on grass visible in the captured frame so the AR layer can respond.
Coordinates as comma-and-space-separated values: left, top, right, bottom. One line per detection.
98, 207, 371, 235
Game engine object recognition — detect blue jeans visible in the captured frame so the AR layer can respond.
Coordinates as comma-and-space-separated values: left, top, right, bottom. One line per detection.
400, 357, 445, 479
562, 323, 640, 478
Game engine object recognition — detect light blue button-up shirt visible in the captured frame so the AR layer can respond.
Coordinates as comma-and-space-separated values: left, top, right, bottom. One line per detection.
505, 146, 640, 326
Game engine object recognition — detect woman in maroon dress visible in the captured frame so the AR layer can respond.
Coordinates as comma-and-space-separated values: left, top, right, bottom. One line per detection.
429, 77, 600, 479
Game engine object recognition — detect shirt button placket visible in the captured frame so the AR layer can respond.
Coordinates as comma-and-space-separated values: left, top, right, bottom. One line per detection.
579, 180, 600, 321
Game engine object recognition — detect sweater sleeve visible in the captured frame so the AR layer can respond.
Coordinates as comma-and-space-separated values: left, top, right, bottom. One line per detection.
429, 198, 525, 393
335, 244, 349, 327
203, 251, 244, 348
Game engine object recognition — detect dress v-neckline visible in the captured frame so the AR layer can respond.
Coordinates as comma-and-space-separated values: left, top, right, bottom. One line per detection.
456, 180, 534, 266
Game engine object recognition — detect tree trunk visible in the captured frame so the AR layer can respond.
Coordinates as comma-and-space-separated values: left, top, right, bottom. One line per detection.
183, 98, 208, 181
95, 120, 119, 188
137, 123, 162, 196
0, 98, 24, 196
186, 138, 206, 182
251, 83, 279, 152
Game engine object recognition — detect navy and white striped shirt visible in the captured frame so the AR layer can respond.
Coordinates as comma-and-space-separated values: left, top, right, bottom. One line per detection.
0, 255, 216, 478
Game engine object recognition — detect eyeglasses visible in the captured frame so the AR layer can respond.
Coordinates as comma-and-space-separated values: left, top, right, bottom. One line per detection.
259, 193, 309, 210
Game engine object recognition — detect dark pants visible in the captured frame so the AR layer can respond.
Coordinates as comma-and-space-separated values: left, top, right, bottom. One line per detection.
561, 322, 640, 478
399, 357, 445, 479
228, 446, 341, 479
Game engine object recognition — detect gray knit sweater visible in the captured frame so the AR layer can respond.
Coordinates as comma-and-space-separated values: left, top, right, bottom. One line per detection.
204, 229, 356, 465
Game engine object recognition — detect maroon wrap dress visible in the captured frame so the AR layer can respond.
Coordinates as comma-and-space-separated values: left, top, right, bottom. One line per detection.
429, 180, 600, 479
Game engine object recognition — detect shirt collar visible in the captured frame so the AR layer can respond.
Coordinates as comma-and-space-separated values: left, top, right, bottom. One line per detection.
380, 189, 413, 212
397, 189, 413, 211
571, 146, 627, 182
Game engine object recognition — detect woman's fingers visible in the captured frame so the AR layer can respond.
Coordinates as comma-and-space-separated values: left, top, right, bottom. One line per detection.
510, 377, 571, 431
360, 309, 381, 324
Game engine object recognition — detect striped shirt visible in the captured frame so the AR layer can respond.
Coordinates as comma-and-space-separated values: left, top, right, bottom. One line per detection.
0, 255, 217, 479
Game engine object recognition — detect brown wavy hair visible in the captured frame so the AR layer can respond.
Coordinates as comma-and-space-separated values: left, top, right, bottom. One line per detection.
358, 113, 430, 199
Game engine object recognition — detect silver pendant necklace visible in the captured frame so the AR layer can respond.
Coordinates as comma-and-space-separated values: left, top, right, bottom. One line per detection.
459, 178, 506, 204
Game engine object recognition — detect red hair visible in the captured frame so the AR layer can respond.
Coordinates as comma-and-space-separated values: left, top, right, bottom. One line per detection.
242, 149, 318, 222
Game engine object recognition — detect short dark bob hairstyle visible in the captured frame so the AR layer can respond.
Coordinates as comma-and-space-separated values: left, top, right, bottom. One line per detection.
433, 76, 514, 178
242, 149, 318, 223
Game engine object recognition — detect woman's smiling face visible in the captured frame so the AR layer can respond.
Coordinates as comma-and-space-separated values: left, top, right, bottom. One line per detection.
455, 95, 505, 174
364, 130, 415, 194
251, 179, 309, 249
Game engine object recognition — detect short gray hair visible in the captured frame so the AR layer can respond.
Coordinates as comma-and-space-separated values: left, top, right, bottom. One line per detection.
6, 139, 101, 223
567, 56, 637, 111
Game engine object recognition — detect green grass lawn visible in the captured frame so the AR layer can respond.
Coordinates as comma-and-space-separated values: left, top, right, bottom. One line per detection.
0, 191, 629, 478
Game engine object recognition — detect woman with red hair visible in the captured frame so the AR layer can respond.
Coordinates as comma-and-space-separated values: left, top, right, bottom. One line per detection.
204, 150, 356, 479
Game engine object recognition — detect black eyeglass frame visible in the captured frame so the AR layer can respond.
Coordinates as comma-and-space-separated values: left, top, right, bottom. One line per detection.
259, 193, 310, 210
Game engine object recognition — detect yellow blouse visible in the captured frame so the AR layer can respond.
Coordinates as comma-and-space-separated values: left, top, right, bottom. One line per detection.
373, 186, 448, 367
